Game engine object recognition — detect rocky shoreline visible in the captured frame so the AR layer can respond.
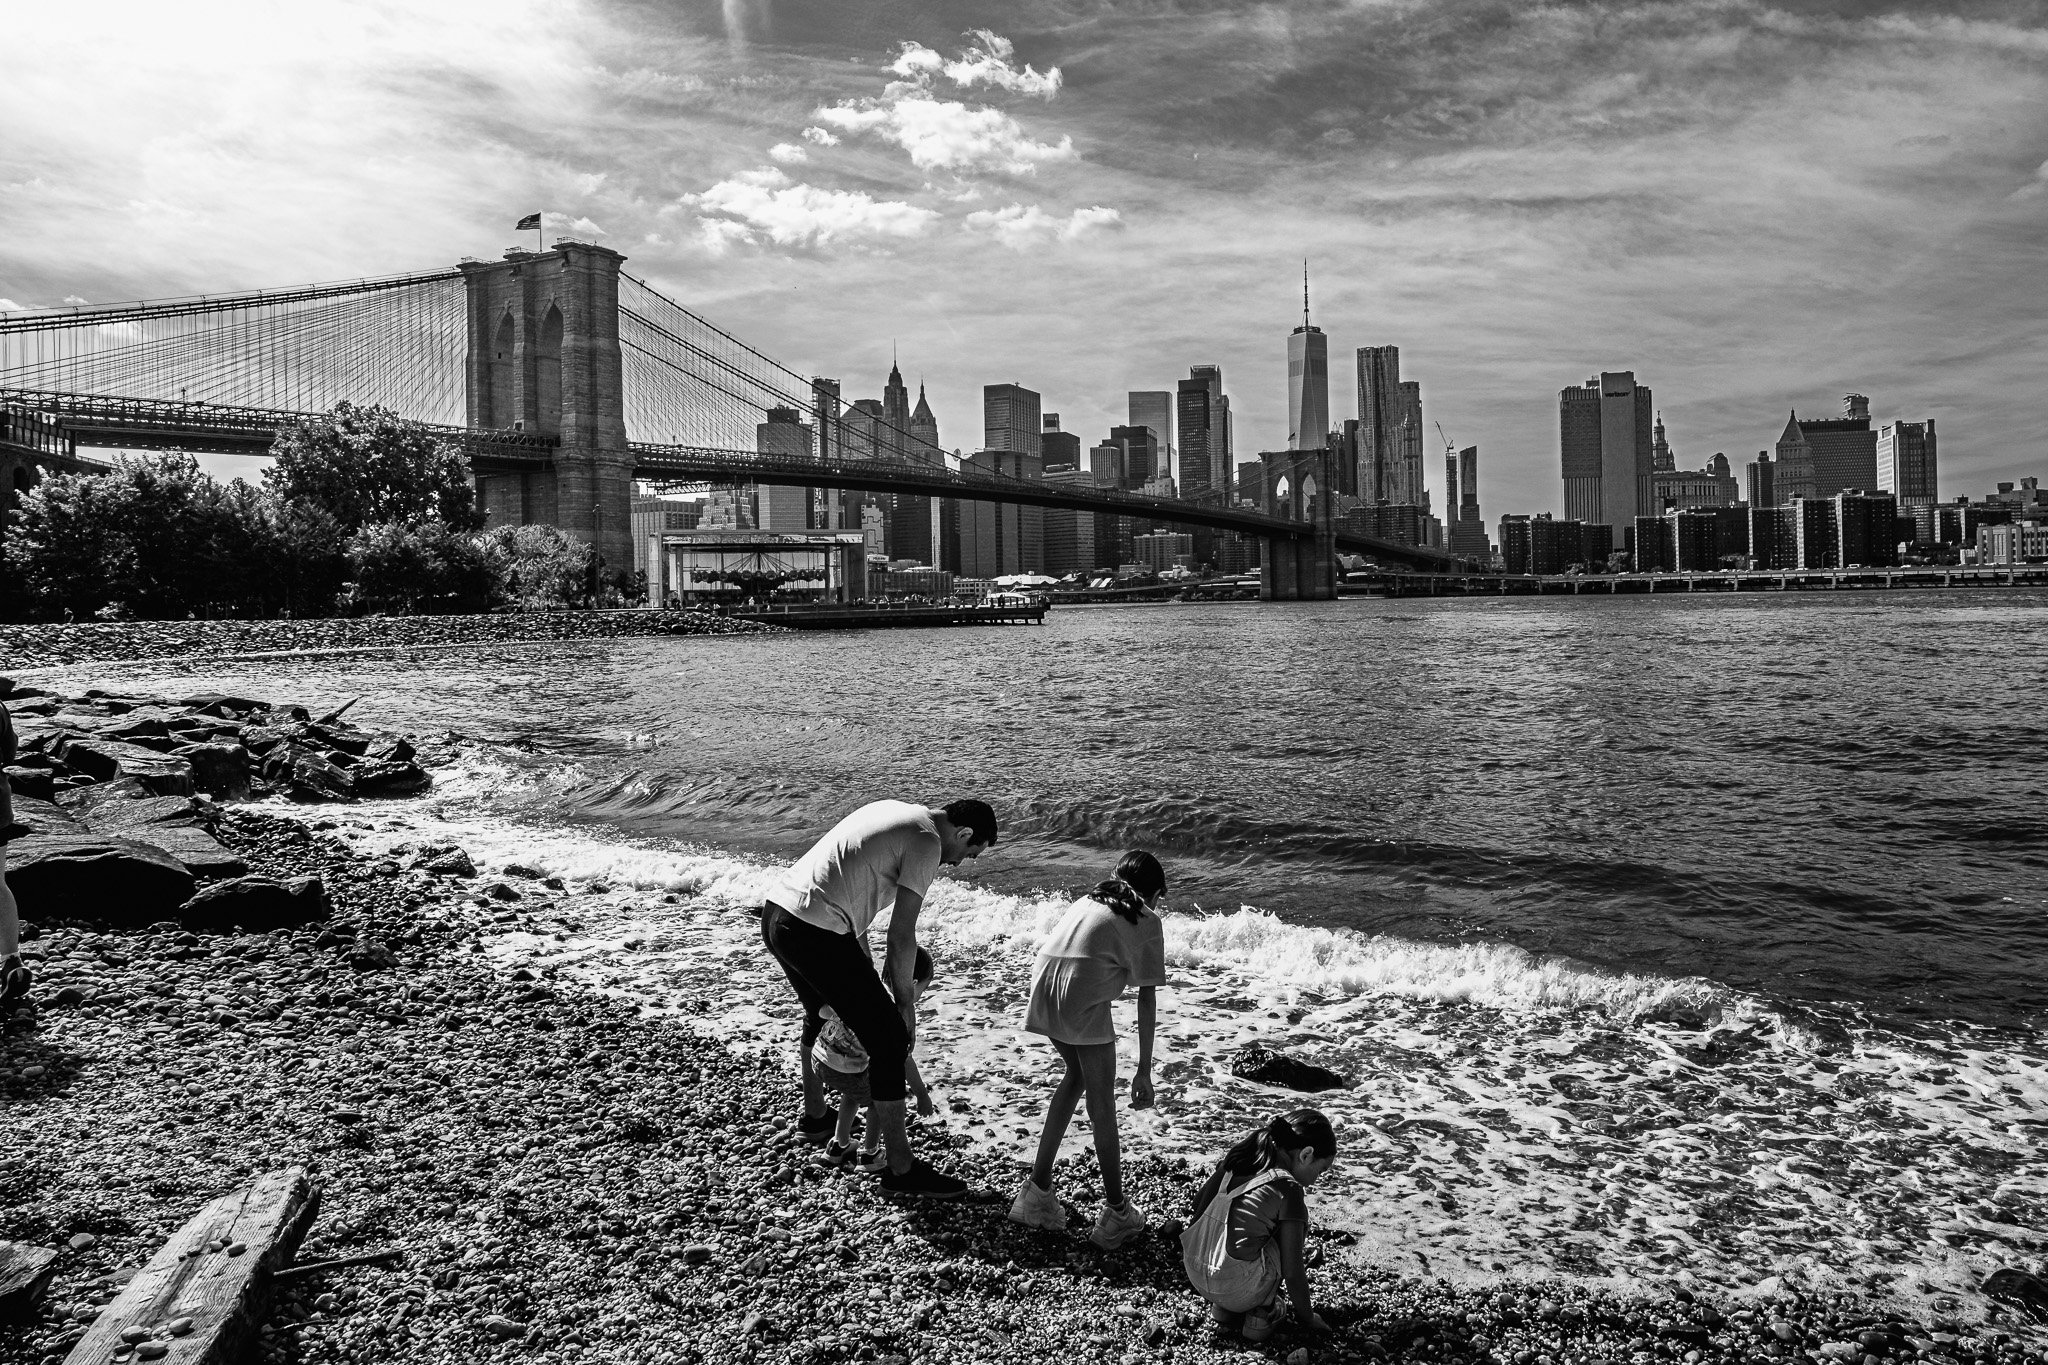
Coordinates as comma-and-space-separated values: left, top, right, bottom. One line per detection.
2, 694, 2043, 1365
0, 609, 784, 671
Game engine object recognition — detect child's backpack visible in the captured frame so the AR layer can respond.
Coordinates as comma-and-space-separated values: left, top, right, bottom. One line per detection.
1180, 1167, 1290, 1311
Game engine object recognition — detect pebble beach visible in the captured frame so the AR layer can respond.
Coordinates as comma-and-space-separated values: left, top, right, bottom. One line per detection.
5, 750, 2045, 1365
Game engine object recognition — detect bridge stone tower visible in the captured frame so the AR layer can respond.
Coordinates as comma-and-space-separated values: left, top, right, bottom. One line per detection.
459, 244, 634, 574
1261, 447, 1337, 600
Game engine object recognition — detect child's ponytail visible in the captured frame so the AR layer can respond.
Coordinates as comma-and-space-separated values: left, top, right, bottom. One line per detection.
1190, 1108, 1338, 1218
1090, 850, 1167, 925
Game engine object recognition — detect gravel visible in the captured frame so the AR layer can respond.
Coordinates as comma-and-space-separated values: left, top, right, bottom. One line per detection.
2, 803, 2041, 1365
0, 609, 784, 669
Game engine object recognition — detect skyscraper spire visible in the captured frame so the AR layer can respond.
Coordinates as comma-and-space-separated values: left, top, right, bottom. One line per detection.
1302, 258, 1311, 329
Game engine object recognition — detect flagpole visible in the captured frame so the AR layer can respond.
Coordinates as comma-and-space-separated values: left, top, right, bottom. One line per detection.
536, 211, 544, 256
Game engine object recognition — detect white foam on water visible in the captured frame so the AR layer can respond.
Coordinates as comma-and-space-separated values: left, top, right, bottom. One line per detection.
328, 775, 2048, 1332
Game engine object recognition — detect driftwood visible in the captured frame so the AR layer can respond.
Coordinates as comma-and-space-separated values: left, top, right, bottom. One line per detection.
272, 1247, 403, 1281
314, 697, 362, 725
0, 1241, 59, 1323
63, 1168, 317, 1365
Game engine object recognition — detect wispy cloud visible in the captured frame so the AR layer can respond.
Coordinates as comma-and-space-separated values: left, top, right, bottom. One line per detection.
687, 167, 939, 252
965, 203, 1122, 249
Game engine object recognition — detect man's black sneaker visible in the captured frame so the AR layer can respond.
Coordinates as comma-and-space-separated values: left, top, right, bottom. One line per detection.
879, 1158, 968, 1200
797, 1112, 836, 1144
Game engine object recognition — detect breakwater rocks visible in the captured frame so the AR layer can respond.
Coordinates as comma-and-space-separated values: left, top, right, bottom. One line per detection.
1, 680, 434, 926
0, 609, 786, 669
7, 814, 2040, 1364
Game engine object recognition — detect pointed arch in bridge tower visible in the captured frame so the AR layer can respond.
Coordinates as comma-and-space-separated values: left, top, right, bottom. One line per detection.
460, 245, 632, 571
1260, 448, 1337, 600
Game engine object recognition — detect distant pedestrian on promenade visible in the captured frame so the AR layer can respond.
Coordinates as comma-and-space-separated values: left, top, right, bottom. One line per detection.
1008, 850, 1169, 1248
812, 946, 938, 1172
0, 700, 29, 1011
1182, 1109, 1338, 1342
762, 798, 998, 1199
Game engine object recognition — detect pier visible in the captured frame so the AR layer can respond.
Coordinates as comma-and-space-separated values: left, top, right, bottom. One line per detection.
727, 601, 1049, 629
1376, 565, 2048, 597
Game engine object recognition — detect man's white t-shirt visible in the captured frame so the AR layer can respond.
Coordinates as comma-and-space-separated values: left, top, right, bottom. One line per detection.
770, 800, 943, 937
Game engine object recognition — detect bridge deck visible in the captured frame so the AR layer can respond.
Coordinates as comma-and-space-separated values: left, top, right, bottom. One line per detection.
0, 387, 1469, 571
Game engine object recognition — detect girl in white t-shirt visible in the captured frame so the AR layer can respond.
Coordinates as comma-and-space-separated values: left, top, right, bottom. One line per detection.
1008, 851, 1169, 1249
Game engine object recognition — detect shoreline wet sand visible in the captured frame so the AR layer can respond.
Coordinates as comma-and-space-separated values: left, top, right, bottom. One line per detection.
6, 796, 2043, 1364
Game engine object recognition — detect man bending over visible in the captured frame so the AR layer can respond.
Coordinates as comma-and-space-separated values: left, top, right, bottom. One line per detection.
760, 798, 997, 1199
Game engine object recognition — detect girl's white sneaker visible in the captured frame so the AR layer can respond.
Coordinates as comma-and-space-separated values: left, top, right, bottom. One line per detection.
1088, 1198, 1149, 1249
1006, 1176, 1068, 1231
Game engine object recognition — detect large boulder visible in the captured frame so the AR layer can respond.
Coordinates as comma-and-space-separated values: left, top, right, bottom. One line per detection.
353, 760, 431, 797
286, 753, 355, 802
172, 742, 252, 802
3, 766, 57, 804
179, 875, 328, 931
240, 722, 310, 755
132, 826, 247, 880
307, 722, 372, 757
1, 797, 83, 840
51, 739, 195, 796
70, 792, 205, 832
1228, 1043, 1351, 1094
3, 835, 196, 920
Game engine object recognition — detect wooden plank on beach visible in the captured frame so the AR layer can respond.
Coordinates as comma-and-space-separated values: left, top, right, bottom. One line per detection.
0, 1241, 60, 1323
63, 1168, 318, 1365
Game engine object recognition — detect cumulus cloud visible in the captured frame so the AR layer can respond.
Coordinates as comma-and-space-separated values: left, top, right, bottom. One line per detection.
0, 299, 22, 312
768, 142, 808, 163
814, 31, 1074, 176
689, 166, 939, 252
941, 31, 1061, 99
963, 203, 1122, 249
800, 126, 840, 146
814, 97, 1073, 176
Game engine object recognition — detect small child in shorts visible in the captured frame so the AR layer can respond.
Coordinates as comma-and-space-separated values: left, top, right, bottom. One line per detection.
812, 946, 937, 1171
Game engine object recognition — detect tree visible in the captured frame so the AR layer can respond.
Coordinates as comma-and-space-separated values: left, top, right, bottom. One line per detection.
267, 401, 482, 534
478, 525, 595, 610
343, 521, 498, 615
1, 454, 279, 620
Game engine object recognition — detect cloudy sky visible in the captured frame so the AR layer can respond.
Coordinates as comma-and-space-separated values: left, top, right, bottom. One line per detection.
4, 0, 2045, 514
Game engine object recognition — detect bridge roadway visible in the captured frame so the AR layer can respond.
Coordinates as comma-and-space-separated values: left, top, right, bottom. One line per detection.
0, 388, 1466, 571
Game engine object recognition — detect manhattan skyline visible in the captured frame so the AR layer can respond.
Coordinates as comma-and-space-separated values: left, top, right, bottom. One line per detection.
2, 2, 2045, 516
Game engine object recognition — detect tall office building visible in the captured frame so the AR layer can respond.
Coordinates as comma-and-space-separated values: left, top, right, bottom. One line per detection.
1176, 367, 1230, 500
1042, 464, 1106, 577
1747, 451, 1775, 509
955, 449, 1043, 576
1772, 413, 1820, 503
811, 376, 843, 530
1355, 346, 1403, 505
1445, 445, 1489, 558
1107, 425, 1159, 489
1041, 413, 1082, 471
1652, 413, 1675, 472
983, 384, 1041, 457
908, 385, 939, 460
1878, 418, 1938, 507
1558, 372, 1654, 549
1795, 394, 1879, 496
1128, 391, 1173, 466
880, 360, 911, 459
754, 406, 814, 530
1397, 380, 1425, 508
1287, 266, 1329, 452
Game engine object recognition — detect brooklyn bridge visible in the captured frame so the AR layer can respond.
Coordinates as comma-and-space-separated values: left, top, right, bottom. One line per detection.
0, 243, 1464, 600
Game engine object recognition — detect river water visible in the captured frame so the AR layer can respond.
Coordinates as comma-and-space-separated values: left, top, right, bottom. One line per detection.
30, 593, 2048, 1321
